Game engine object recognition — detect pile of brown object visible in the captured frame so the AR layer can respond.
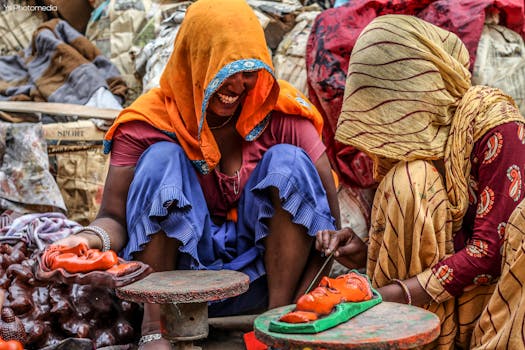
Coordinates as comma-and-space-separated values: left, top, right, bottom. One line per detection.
0, 241, 142, 349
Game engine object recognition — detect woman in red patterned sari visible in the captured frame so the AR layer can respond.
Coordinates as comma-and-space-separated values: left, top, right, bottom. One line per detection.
316, 14, 525, 349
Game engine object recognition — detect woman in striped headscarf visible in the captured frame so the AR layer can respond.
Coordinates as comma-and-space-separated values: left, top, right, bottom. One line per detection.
316, 14, 525, 349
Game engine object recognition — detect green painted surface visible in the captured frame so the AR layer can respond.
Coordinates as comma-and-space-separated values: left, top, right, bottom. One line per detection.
254, 301, 441, 349
268, 290, 382, 334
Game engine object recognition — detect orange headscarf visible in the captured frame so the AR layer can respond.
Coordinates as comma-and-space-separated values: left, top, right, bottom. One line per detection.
104, 0, 323, 174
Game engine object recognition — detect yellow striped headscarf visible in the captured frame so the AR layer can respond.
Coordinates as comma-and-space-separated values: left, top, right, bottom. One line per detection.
336, 14, 523, 231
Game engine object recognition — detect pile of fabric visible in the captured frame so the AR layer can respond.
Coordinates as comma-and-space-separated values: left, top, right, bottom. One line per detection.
0, 19, 125, 110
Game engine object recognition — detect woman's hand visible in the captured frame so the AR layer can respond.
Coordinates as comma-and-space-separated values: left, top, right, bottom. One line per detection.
315, 227, 368, 270
50, 232, 101, 250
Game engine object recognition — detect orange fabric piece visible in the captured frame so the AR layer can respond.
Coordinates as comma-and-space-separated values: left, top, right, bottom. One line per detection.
48, 246, 118, 273
43, 242, 88, 269
0, 339, 24, 350
279, 310, 319, 323
243, 331, 268, 350
226, 208, 238, 222
105, 262, 141, 277
296, 285, 345, 315
43, 243, 119, 273
319, 272, 373, 302
280, 272, 373, 323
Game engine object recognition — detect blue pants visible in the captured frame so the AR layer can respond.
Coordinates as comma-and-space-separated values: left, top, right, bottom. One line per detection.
123, 142, 335, 315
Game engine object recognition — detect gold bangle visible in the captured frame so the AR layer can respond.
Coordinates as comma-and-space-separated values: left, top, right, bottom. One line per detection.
391, 278, 412, 305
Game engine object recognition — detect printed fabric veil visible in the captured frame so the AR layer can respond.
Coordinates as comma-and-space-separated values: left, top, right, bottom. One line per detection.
103, 0, 323, 174
335, 14, 523, 231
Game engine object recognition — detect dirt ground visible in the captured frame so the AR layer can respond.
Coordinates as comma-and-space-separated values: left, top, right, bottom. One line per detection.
198, 328, 247, 349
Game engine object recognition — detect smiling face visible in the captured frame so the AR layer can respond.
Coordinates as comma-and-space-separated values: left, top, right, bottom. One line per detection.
206, 70, 259, 120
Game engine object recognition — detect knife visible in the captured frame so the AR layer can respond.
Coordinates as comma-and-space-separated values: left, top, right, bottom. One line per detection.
304, 250, 335, 294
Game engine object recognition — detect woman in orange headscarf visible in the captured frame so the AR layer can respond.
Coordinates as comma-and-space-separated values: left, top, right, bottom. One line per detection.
316, 14, 525, 349
52, 0, 339, 348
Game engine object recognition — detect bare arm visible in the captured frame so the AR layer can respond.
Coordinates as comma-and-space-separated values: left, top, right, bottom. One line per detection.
52, 165, 134, 251
316, 228, 432, 306
315, 152, 341, 229
378, 277, 433, 307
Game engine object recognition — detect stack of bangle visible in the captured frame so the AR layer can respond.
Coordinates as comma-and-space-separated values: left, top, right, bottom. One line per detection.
390, 278, 412, 305
74, 226, 111, 252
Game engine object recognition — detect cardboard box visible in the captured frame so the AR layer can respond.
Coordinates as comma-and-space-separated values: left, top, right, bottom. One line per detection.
43, 120, 105, 142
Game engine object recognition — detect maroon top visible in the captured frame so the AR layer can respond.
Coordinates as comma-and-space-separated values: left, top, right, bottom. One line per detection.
432, 121, 525, 295
109, 112, 326, 219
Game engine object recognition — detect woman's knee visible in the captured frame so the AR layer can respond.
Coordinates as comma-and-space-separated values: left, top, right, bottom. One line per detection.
134, 141, 193, 181
260, 144, 317, 176
138, 142, 185, 166
264, 144, 310, 161
128, 141, 201, 215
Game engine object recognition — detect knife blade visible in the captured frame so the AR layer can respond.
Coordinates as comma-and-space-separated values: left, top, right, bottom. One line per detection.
304, 250, 335, 295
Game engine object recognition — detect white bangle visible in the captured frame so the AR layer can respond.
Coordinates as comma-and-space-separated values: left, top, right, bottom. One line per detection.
391, 278, 412, 305
75, 226, 111, 252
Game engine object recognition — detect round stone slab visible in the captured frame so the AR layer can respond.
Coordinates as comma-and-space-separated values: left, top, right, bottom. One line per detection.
254, 301, 441, 349
116, 270, 249, 304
